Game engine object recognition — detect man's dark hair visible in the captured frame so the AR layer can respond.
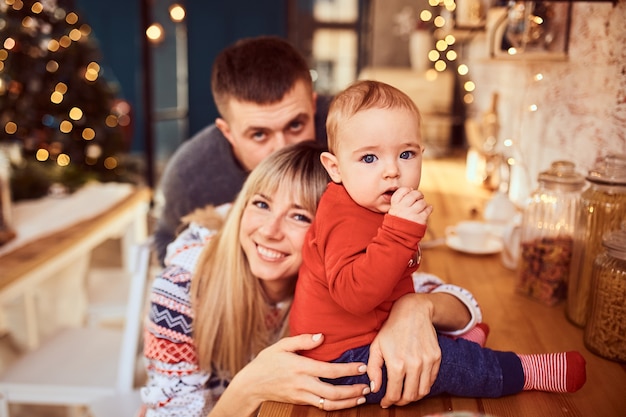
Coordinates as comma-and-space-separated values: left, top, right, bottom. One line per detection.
211, 36, 313, 118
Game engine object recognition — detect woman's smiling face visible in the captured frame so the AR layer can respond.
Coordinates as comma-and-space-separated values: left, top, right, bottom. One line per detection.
239, 185, 315, 301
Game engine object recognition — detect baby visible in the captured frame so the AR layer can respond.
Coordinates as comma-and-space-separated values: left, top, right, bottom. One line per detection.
289, 80, 585, 404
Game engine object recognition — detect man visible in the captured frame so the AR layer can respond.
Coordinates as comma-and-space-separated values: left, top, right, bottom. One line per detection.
153, 36, 331, 264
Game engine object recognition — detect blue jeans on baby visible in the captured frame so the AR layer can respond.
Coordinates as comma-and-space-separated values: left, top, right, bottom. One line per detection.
323, 335, 524, 403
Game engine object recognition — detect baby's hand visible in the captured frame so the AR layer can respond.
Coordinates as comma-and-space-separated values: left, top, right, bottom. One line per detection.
388, 187, 433, 225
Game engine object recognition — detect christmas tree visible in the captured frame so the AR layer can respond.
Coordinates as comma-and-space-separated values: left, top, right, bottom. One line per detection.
0, 0, 135, 200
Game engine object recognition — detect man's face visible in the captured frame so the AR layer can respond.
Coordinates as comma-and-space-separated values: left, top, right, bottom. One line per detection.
216, 80, 317, 172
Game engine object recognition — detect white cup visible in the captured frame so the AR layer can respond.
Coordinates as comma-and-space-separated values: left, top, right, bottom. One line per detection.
500, 213, 523, 270
446, 221, 492, 250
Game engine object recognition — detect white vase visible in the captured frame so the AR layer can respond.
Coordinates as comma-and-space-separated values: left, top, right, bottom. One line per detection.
408, 30, 432, 72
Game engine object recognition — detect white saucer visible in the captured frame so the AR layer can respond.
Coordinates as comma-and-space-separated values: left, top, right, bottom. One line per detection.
445, 235, 503, 255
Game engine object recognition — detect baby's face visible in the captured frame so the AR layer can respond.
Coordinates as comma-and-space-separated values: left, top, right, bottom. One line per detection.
332, 107, 423, 213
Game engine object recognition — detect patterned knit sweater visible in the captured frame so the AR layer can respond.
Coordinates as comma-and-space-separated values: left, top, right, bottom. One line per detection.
140, 222, 482, 416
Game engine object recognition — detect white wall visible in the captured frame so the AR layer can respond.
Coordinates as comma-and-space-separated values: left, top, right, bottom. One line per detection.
368, 0, 626, 204
462, 1, 626, 204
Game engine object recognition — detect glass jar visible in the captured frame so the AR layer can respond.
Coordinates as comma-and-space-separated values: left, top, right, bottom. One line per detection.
567, 154, 626, 327
584, 227, 626, 362
516, 160, 585, 306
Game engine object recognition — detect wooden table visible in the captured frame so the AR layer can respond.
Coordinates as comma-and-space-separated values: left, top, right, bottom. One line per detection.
0, 185, 151, 350
258, 157, 626, 417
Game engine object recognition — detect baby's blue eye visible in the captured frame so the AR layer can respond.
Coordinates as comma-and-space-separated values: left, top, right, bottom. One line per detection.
361, 154, 377, 163
400, 151, 414, 159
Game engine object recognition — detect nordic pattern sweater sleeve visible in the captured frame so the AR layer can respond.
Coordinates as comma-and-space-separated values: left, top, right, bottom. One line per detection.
141, 223, 229, 417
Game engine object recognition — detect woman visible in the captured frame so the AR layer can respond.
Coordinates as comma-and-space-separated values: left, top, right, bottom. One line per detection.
141, 142, 481, 416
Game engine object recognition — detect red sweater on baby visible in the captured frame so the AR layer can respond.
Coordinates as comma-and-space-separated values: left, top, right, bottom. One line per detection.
290, 182, 426, 361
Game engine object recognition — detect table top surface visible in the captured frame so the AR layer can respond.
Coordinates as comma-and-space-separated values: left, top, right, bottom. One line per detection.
0, 186, 151, 293
258, 156, 626, 417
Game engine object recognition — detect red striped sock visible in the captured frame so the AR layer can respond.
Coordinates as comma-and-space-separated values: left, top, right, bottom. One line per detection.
456, 323, 490, 347
518, 351, 586, 393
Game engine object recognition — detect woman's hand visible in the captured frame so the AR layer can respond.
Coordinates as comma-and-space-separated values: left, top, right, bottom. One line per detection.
211, 333, 370, 417
367, 293, 442, 408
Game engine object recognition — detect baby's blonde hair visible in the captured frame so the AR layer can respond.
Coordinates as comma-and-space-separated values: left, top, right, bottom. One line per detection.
326, 80, 422, 154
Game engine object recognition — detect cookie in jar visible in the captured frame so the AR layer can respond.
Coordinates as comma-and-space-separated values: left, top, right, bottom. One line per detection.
516, 161, 585, 306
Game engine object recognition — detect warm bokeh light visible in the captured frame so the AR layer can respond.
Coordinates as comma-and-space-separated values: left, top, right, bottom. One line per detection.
169, 4, 186, 22
80, 24, 92, 36
46, 60, 59, 72
434, 60, 447, 71
69, 28, 82, 41
59, 120, 73, 133
55, 82, 68, 94
65, 12, 78, 25
436, 39, 448, 51
105, 115, 119, 127
51, 91, 63, 104
31, 1, 43, 13
86, 144, 101, 159
464, 80, 476, 92
87, 62, 100, 72
146, 23, 165, 43
428, 50, 440, 61
420, 10, 432, 22
10, 0, 23, 11
4, 121, 17, 134
22, 16, 35, 28
69, 107, 83, 120
57, 153, 70, 166
104, 157, 118, 169
36, 148, 49, 161
457, 64, 469, 75
85, 67, 99, 81
59, 35, 71, 48
82, 128, 96, 140
118, 114, 131, 127
3, 38, 16, 50
47, 39, 60, 52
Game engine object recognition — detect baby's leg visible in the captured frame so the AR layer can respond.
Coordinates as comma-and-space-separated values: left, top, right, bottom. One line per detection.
431, 337, 586, 398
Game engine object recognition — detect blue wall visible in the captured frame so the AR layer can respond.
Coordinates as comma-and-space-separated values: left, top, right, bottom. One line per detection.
187, 2, 287, 136
75, 0, 287, 151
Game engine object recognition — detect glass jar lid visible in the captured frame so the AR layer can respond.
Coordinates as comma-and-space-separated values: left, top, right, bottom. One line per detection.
538, 160, 586, 191
603, 227, 626, 261
587, 153, 626, 186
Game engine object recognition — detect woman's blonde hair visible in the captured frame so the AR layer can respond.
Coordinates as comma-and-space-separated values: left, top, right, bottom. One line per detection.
326, 80, 422, 154
190, 142, 329, 377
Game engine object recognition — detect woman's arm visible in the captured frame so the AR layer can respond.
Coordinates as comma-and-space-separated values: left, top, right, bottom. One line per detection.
367, 274, 479, 408
210, 334, 370, 417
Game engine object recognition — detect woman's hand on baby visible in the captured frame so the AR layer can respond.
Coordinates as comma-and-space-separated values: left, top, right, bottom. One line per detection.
227, 333, 369, 413
388, 187, 433, 224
